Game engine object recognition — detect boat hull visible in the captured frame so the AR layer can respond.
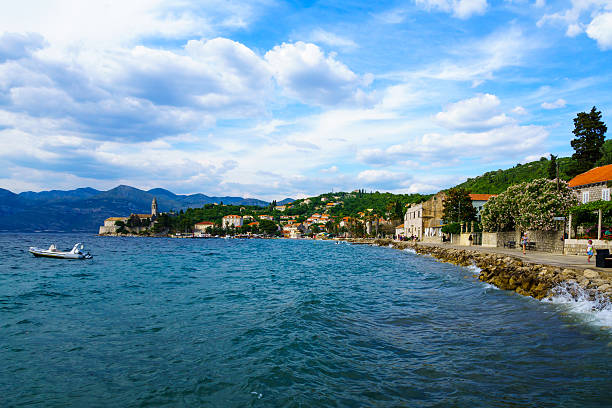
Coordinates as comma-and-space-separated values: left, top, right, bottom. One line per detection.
29, 248, 91, 259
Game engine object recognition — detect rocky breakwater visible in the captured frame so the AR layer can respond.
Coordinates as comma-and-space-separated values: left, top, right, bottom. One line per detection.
369, 239, 612, 303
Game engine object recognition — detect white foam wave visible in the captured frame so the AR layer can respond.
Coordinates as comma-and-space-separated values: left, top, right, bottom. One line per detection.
403, 248, 416, 254
466, 264, 482, 274
544, 282, 612, 330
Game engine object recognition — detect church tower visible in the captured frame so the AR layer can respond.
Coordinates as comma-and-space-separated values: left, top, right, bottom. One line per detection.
151, 197, 158, 217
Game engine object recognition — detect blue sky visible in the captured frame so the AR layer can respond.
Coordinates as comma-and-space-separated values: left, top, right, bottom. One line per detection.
0, 0, 611, 200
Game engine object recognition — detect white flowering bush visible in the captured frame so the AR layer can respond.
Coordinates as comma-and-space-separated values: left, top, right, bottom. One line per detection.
481, 178, 578, 232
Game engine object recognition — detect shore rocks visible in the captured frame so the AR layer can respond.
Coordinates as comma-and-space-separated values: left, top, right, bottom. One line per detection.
362, 238, 612, 303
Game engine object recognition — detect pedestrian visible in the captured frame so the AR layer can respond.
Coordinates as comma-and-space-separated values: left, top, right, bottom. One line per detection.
587, 239, 594, 263
468, 234, 473, 246
521, 232, 528, 255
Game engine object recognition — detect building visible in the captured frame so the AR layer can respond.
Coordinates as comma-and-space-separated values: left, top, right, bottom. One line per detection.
395, 224, 405, 238
568, 164, 612, 203
469, 194, 497, 222
194, 221, 215, 232
282, 223, 306, 238
404, 192, 446, 240
98, 198, 158, 235
275, 205, 287, 211
222, 214, 243, 228
259, 214, 274, 221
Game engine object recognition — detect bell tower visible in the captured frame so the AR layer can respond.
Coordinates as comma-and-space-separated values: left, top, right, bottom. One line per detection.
151, 197, 158, 217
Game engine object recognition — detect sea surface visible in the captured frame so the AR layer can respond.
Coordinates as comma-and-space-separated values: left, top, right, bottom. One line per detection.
1, 233, 612, 407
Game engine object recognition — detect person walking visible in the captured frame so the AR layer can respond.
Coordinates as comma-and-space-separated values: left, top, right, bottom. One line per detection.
521, 232, 528, 255
468, 234, 473, 246
587, 239, 594, 263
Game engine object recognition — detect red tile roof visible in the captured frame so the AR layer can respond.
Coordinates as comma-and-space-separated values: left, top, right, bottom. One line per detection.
469, 194, 496, 201
195, 221, 214, 225
568, 164, 612, 187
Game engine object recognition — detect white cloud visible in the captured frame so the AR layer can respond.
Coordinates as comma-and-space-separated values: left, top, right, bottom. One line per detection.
512, 106, 528, 115
538, 1, 612, 49
586, 12, 612, 50
415, 0, 488, 19
265, 41, 370, 105
435, 94, 513, 131
308, 29, 357, 49
0, 0, 265, 49
405, 27, 539, 84
541, 98, 566, 109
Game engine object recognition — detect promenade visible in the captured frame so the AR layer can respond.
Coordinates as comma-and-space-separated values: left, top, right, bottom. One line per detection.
417, 242, 612, 278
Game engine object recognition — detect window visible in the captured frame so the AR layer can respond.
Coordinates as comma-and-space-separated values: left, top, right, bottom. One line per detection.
582, 191, 590, 204
603, 189, 610, 201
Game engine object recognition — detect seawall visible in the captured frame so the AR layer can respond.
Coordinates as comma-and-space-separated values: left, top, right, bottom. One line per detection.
347, 238, 612, 303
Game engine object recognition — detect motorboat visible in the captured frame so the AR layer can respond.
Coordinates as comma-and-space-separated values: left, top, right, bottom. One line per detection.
29, 243, 93, 259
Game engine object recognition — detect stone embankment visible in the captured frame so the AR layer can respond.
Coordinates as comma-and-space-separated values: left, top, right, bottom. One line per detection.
346, 238, 612, 302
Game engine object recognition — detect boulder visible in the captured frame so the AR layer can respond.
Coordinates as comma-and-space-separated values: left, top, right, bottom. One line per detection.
598, 283, 611, 292
583, 269, 599, 279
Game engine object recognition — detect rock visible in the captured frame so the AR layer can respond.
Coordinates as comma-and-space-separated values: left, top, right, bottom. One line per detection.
598, 283, 611, 292
583, 269, 599, 279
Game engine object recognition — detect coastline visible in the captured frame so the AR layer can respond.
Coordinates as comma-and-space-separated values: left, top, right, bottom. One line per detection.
346, 238, 612, 303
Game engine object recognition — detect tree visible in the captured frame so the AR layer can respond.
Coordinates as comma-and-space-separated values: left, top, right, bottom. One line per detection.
596, 139, 612, 167
442, 188, 477, 223
259, 219, 278, 235
548, 154, 557, 180
569, 106, 607, 176
481, 178, 578, 232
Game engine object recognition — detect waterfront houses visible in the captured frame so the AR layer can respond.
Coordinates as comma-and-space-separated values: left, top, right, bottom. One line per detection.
404, 192, 445, 240
194, 221, 215, 232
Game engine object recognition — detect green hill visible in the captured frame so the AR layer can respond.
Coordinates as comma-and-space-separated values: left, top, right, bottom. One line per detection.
454, 156, 574, 194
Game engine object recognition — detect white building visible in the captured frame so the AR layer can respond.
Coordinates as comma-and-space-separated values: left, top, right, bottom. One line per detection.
222, 215, 243, 228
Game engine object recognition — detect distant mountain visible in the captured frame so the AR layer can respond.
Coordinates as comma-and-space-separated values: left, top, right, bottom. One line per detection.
0, 185, 270, 232
278, 198, 295, 205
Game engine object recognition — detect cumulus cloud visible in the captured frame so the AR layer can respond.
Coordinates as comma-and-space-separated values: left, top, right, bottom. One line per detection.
435, 94, 513, 131
0, 32, 45, 62
265, 41, 371, 106
538, 1, 612, 49
586, 12, 612, 50
541, 98, 566, 109
357, 123, 548, 166
415, 0, 488, 19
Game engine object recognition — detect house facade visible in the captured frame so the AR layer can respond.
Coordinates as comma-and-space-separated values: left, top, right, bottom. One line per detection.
469, 193, 497, 222
194, 221, 215, 233
222, 215, 243, 228
404, 192, 446, 240
568, 164, 612, 203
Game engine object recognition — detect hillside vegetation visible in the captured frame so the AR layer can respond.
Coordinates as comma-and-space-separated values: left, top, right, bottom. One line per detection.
454, 156, 574, 194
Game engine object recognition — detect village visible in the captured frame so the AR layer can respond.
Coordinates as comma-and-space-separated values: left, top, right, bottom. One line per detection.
97, 162, 612, 261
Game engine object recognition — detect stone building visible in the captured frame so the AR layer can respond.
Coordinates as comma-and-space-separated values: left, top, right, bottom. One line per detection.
99, 198, 158, 235
568, 164, 612, 203
404, 192, 446, 240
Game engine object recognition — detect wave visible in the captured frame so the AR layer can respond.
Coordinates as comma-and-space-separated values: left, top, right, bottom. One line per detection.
544, 281, 612, 330
403, 248, 416, 254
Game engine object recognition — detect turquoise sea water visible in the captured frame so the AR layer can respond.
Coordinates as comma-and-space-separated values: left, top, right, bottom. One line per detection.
1, 234, 612, 407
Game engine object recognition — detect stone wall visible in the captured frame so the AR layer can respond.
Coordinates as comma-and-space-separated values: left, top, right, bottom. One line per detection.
564, 238, 612, 255
479, 230, 563, 253
422, 235, 443, 244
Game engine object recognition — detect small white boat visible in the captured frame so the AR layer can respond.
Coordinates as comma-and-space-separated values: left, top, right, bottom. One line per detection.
29, 243, 92, 259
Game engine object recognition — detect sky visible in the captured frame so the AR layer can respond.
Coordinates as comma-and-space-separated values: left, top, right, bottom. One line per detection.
0, 0, 611, 200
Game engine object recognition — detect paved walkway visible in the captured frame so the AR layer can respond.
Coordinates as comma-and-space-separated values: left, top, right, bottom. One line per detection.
417, 242, 612, 278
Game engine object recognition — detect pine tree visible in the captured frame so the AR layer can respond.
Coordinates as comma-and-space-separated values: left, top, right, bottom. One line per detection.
569, 106, 607, 176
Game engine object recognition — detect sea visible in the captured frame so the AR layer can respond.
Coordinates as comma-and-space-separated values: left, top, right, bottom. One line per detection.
1, 233, 612, 407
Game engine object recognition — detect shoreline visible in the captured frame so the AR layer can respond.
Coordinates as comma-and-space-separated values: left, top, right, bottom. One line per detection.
346, 238, 612, 303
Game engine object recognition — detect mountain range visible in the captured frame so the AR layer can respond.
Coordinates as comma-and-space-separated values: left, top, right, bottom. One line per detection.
0, 185, 290, 232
